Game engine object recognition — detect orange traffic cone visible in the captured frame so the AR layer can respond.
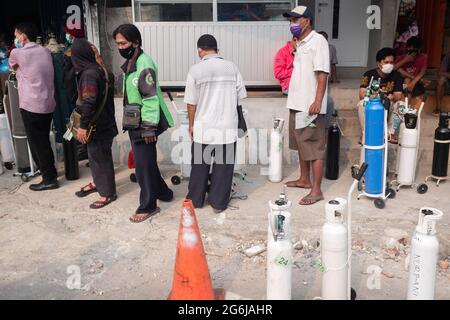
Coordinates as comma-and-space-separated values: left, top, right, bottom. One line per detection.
168, 200, 224, 300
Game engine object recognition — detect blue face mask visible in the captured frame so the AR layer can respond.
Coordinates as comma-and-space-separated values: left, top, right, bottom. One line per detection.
290, 24, 302, 38
14, 38, 23, 49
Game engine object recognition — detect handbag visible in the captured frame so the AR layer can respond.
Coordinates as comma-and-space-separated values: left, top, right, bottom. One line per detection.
237, 104, 247, 138
122, 75, 141, 131
66, 67, 110, 142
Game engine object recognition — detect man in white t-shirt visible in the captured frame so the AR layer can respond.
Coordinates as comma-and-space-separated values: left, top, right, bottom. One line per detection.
283, 6, 330, 206
184, 34, 247, 214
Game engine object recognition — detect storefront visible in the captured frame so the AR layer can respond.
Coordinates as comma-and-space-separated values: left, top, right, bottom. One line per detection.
130, 0, 372, 86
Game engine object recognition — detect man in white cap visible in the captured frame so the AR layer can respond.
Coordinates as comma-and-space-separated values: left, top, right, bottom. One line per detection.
283, 6, 330, 206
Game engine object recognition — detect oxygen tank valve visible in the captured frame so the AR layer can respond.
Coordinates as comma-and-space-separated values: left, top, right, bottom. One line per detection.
275, 193, 287, 206
439, 112, 450, 127
417, 207, 443, 236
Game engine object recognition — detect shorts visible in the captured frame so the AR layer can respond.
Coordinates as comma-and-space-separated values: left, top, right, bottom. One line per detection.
289, 110, 326, 161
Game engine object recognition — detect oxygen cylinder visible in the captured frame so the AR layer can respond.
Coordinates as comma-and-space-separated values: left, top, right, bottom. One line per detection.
397, 113, 419, 185
321, 198, 348, 300
326, 113, 341, 180
178, 110, 191, 178
407, 208, 443, 300
0, 113, 15, 163
268, 119, 285, 183
431, 113, 450, 178
49, 129, 57, 164
267, 193, 292, 300
6, 76, 31, 173
63, 138, 79, 181
364, 98, 385, 195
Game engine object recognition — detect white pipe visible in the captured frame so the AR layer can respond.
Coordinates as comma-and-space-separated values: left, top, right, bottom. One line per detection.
347, 179, 358, 300
383, 108, 388, 196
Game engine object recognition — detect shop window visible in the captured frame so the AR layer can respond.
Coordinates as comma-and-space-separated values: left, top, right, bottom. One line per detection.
217, 0, 294, 21
134, 0, 213, 22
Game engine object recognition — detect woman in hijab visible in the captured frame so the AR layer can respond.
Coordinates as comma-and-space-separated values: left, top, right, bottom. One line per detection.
71, 38, 118, 209
113, 24, 174, 223
63, 22, 106, 161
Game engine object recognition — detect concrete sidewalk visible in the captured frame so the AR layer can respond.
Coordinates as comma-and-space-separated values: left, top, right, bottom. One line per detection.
0, 161, 449, 300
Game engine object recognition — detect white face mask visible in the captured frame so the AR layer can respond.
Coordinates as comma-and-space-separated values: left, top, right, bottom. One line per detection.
381, 63, 394, 74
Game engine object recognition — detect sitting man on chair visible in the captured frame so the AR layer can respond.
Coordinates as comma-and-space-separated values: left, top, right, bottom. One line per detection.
358, 47, 404, 144
395, 36, 430, 101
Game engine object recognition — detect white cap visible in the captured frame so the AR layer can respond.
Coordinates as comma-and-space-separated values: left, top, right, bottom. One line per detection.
283, 6, 314, 19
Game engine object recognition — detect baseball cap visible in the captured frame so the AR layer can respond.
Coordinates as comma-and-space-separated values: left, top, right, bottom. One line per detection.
283, 6, 314, 19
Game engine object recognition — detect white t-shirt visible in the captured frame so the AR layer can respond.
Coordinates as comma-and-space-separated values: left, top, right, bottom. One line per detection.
286, 30, 330, 114
184, 54, 247, 145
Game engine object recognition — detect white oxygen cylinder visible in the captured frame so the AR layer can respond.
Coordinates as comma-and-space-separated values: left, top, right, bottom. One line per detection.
267, 193, 292, 300
397, 127, 418, 185
269, 119, 285, 183
178, 110, 191, 178
49, 129, 57, 164
0, 113, 15, 163
407, 208, 443, 300
321, 198, 348, 300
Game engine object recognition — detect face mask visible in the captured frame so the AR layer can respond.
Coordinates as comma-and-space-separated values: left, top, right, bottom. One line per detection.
381, 63, 394, 74
290, 24, 302, 38
119, 46, 135, 59
66, 34, 74, 46
14, 38, 23, 49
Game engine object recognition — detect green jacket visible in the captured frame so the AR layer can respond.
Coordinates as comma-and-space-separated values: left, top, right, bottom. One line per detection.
122, 50, 173, 139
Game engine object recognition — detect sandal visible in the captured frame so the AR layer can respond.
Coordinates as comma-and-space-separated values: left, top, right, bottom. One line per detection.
75, 183, 97, 198
89, 195, 117, 210
299, 195, 324, 206
129, 208, 161, 223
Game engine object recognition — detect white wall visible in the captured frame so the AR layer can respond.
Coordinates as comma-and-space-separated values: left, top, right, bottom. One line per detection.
136, 22, 290, 86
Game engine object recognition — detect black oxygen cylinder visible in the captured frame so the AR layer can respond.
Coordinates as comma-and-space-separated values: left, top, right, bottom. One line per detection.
432, 113, 450, 178
326, 112, 341, 180
63, 138, 80, 180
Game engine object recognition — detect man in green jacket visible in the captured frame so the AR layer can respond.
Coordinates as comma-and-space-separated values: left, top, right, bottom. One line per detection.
114, 24, 174, 223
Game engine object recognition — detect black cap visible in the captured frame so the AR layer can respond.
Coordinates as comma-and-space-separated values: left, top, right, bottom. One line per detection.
197, 34, 218, 51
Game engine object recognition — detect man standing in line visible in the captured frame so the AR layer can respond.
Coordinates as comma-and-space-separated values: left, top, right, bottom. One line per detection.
283, 6, 330, 206
9, 22, 58, 191
185, 34, 247, 214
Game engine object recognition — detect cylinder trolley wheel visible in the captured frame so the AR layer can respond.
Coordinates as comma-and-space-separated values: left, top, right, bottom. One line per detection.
417, 183, 428, 194
130, 173, 137, 183
386, 188, 396, 199
171, 175, 181, 185
21, 174, 29, 183
374, 198, 386, 209
4, 162, 14, 170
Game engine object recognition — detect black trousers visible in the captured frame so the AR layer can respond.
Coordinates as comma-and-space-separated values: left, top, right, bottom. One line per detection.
20, 109, 57, 182
87, 138, 116, 197
131, 139, 173, 214
187, 142, 236, 211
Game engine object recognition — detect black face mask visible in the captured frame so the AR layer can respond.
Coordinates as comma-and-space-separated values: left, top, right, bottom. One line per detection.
119, 46, 135, 59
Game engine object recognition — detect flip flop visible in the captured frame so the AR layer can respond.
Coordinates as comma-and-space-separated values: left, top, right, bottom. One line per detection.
129, 208, 161, 224
299, 195, 324, 206
75, 183, 97, 198
89, 195, 117, 210
285, 181, 312, 189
